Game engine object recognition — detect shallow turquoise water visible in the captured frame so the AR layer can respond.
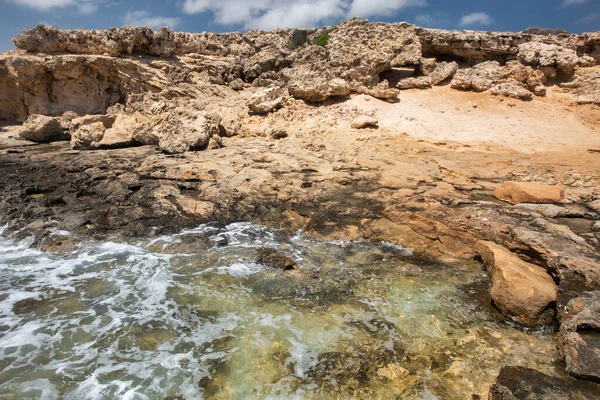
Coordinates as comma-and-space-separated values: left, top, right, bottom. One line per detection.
0, 223, 558, 399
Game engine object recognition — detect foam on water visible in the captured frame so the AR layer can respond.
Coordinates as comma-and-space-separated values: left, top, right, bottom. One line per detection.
0, 223, 559, 399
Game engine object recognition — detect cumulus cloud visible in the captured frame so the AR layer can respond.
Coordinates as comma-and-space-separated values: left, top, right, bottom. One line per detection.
459, 12, 492, 27
562, 0, 588, 7
123, 11, 180, 28
8, 0, 99, 14
182, 0, 426, 30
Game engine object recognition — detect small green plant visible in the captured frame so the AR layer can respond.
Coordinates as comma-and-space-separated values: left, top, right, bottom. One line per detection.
315, 28, 335, 47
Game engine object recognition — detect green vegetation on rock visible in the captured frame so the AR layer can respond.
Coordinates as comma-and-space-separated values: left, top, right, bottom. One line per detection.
315, 28, 336, 47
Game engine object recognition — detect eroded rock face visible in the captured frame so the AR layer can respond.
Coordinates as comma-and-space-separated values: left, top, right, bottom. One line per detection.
558, 292, 600, 382
20, 114, 70, 142
493, 181, 565, 204
475, 241, 557, 326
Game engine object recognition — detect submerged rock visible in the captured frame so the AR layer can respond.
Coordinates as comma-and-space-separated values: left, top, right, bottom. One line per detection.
489, 366, 600, 399
475, 241, 557, 326
256, 248, 296, 270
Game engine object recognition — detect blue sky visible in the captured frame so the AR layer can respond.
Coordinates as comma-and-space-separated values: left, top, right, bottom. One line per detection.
1, 0, 599, 52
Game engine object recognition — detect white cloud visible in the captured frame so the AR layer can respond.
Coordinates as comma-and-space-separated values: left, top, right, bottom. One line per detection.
562, 0, 588, 7
9, 0, 100, 13
123, 11, 180, 28
577, 12, 599, 24
182, 0, 426, 30
347, 0, 426, 18
414, 12, 449, 27
459, 12, 492, 27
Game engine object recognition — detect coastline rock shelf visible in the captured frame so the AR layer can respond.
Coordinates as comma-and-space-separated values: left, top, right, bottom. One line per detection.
1, 19, 600, 398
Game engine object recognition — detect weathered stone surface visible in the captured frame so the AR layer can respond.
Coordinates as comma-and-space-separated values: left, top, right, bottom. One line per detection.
248, 87, 285, 113
158, 112, 221, 154
256, 248, 296, 270
19, 114, 70, 142
518, 42, 581, 76
493, 181, 565, 204
489, 366, 600, 399
351, 115, 378, 129
96, 113, 149, 148
558, 291, 600, 382
475, 241, 557, 325
489, 81, 534, 100
451, 61, 505, 92
70, 121, 106, 150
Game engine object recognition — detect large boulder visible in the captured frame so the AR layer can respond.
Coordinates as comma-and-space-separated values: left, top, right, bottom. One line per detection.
489, 366, 600, 399
20, 114, 71, 142
475, 241, 557, 326
158, 112, 221, 154
488, 81, 534, 100
451, 61, 505, 92
518, 42, 580, 76
493, 181, 565, 204
558, 291, 600, 382
248, 87, 285, 113
96, 113, 149, 148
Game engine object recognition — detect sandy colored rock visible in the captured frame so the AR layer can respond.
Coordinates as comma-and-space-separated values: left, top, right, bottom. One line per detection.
493, 181, 565, 204
475, 241, 557, 325
488, 81, 534, 100
351, 115, 378, 129
96, 113, 149, 149
20, 115, 70, 142
70, 122, 106, 150
248, 87, 285, 114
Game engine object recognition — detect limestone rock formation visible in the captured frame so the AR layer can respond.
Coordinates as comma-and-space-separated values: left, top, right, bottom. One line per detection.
558, 291, 600, 382
488, 81, 534, 100
248, 87, 286, 113
19, 114, 71, 142
475, 241, 557, 325
493, 181, 565, 204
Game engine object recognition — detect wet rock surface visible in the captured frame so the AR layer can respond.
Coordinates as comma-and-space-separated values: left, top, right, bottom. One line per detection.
489, 366, 600, 399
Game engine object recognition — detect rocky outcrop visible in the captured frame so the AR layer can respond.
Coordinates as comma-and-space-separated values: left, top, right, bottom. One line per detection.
19, 114, 71, 142
248, 87, 286, 113
558, 291, 600, 382
417, 27, 600, 64
475, 241, 557, 326
493, 181, 565, 204
489, 366, 600, 399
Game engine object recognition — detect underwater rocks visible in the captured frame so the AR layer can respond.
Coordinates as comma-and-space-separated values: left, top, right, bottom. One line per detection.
475, 241, 557, 326
489, 366, 600, 399
256, 248, 296, 270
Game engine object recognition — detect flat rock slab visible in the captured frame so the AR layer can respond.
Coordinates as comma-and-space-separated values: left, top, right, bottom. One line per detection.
475, 240, 557, 326
493, 181, 564, 204
489, 366, 600, 399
